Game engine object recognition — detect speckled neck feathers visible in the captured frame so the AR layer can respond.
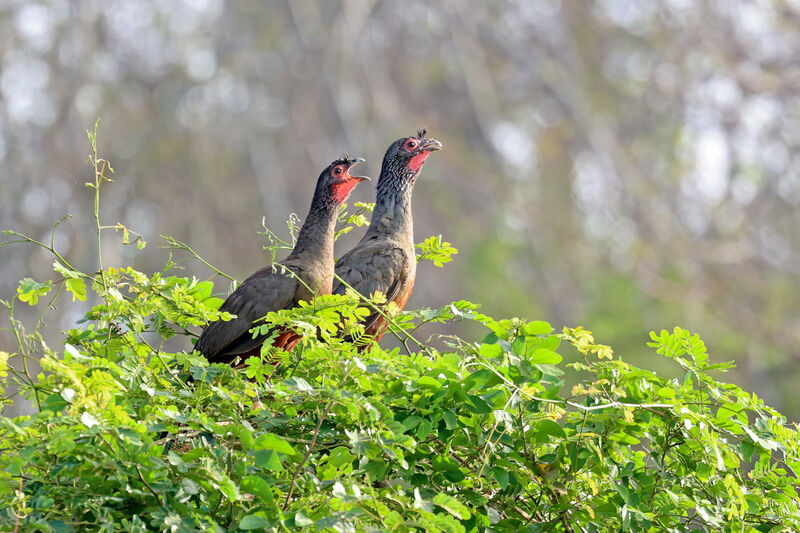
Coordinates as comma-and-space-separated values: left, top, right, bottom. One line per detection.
363, 156, 419, 240
286, 191, 339, 267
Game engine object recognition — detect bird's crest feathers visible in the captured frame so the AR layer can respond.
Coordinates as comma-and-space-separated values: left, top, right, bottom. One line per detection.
333, 153, 356, 167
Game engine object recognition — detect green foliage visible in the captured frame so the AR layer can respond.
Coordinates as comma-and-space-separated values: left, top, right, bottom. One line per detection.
4, 262, 800, 532
2, 127, 799, 532
335, 202, 375, 241
416, 235, 459, 267
16, 278, 52, 306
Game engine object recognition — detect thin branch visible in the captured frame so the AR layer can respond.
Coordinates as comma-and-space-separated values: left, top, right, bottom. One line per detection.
1, 230, 81, 275
136, 465, 162, 507
13, 477, 22, 533
160, 236, 238, 283
283, 362, 355, 509
283, 400, 335, 509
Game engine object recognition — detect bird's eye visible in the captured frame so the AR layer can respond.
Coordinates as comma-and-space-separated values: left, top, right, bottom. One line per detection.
404, 139, 418, 151
333, 165, 343, 175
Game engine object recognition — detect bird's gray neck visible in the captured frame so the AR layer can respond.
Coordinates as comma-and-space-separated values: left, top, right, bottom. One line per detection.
364, 184, 414, 241
286, 203, 337, 267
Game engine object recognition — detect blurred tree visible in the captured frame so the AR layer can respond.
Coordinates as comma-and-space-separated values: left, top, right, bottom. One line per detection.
2, 0, 799, 415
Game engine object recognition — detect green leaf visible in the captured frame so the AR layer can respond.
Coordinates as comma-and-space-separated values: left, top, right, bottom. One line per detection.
189, 280, 214, 300
40, 393, 68, 413
479, 343, 503, 359
238, 427, 255, 451
716, 403, 747, 426
443, 410, 458, 429
433, 493, 471, 519
535, 419, 566, 441
530, 348, 562, 365
740, 440, 755, 462
523, 321, 553, 335
204, 297, 225, 310
696, 462, 712, 482
328, 446, 356, 468
465, 394, 493, 415
239, 515, 270, 530
535, 363, 564, 377
417, 376, 443, 390
402, 415, 421, 431
242, 476, 279, 515
254, 432, 296, 455
494, 467, 509, 490
433, 456, 460, 472
253, 449, 283, 472
214, 472, 239, 501
416, 419, 432, 439
17, 278, 52, 306
294, 511, 314, 527
53, 260, 88, 301
416, 235, 459, 267
181, 478, 199, 495
65, 277, 87, 302
443, 469, 466, 482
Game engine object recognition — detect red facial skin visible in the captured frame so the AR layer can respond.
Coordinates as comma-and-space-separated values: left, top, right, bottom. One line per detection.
408, 150, 432, 172
403, 138, 433, 172
332, 178, 362, 204
330, 164, 363, 204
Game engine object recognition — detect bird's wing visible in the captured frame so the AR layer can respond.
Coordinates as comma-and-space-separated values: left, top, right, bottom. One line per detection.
195, 266, 299, 360
334, 241, 412, 333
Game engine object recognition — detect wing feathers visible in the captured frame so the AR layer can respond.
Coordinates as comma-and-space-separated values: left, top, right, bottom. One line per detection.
196, 267, 299, 359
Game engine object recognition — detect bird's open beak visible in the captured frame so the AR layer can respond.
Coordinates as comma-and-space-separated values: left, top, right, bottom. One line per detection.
347, 158, 370, 181
420, 138, 443, 152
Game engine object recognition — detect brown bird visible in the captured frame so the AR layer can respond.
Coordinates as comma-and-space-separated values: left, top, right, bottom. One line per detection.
196, 156, 369, 364
333, 130, 442, 345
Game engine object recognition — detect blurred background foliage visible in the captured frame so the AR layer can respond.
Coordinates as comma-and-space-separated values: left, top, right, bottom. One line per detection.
2, 0, 800, 417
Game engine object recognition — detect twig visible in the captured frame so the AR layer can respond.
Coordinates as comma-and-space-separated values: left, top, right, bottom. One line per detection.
13, 477, 22, 533
1, 230, 81, 276
160, 236, 237, 283
477, 389, 516, 476
136, 465, 162, 506
283, 400, 335, 509
8, 300, 42, 410
283, 362, 354, 508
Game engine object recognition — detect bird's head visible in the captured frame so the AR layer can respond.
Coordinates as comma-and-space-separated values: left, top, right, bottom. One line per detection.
380, 128, 443, 191
318, 155, 370, 206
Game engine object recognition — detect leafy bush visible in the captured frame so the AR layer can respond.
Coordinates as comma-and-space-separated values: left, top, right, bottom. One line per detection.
1, 126, 799, 532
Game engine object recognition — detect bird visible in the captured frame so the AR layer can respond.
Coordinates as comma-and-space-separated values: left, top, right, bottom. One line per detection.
195, 156, 369, 364
333, 130, 442, 347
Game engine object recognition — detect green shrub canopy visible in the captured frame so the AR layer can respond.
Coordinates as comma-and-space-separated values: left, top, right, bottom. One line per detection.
1, 125, 798, 532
